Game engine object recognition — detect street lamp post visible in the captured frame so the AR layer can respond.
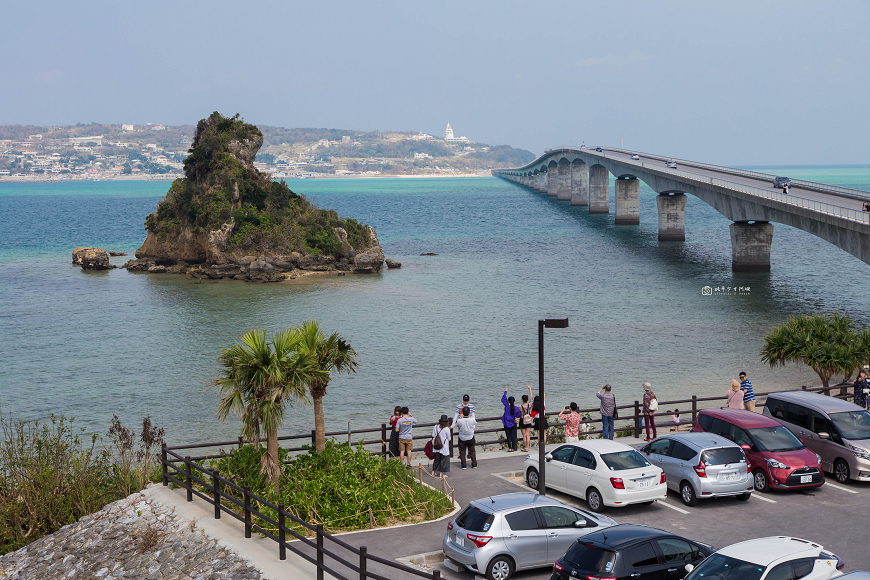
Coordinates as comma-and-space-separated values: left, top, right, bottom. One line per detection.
538, 318, 568, 496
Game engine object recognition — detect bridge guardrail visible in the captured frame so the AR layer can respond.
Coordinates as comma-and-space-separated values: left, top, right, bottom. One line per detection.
590, 147, 870, 202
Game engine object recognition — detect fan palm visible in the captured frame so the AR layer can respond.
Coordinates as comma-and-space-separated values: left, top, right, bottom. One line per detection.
294, 320, 359, 453
216, 328, 321, 485
760, 314, 860, 395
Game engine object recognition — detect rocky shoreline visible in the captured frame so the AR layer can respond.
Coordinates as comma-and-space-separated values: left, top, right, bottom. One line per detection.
0, 490, 262, 580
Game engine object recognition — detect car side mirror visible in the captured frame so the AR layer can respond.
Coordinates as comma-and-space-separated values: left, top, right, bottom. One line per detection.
740, 444, 751, 452
574, 519, 587, 528
545, 452, 553, 462
818, 432, 830, 440
685, 563, 695, 574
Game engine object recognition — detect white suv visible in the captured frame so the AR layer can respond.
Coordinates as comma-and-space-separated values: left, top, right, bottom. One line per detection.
684, 536, 843, 580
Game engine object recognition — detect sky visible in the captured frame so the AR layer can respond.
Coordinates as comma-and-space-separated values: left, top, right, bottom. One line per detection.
3, 0, 869, 165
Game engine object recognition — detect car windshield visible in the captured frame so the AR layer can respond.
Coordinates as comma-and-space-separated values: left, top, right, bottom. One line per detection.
748, 426, 804, 452
563, 542, 615, 571
600, 450, 650, 470
685, 554, 765, 580
701, 447, 746, 466
829, 410, 870, 440
455, 505, 494, 533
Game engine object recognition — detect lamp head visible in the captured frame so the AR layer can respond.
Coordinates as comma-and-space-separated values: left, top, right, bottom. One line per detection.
542, 318, 569, 329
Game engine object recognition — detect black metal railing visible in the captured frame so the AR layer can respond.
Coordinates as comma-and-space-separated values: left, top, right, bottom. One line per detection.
160, 448, 443, 580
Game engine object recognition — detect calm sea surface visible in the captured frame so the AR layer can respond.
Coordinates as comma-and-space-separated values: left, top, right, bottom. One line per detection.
2, 168, 869, 444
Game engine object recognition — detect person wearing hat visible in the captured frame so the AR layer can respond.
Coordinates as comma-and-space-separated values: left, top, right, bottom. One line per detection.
456, 406, 477, 469
432, 414, 451, 476
453, 394, 475, 427
642, 382, 658, 441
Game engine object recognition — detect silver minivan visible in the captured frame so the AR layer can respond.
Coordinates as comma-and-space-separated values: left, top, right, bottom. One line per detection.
442, 492, 615, 580
639, 433, 753, 506
763, 391, 870, 483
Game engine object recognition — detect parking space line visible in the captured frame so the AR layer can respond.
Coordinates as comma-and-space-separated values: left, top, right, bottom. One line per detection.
656, 500, 690, 514
751, 494, 776, 504
825, 482, 859, 494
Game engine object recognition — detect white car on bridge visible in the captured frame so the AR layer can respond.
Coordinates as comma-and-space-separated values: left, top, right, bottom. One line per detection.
524, 440, 666, 512
631, 154, 640, 160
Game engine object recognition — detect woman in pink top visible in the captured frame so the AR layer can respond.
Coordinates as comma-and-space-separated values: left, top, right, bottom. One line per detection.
726, 379, 744, 409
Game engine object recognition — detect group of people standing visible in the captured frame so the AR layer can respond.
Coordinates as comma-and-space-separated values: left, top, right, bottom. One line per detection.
726, 372, 756, 411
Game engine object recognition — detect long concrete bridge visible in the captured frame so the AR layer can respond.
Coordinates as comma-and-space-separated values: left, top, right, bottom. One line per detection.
493, 147, 870, 271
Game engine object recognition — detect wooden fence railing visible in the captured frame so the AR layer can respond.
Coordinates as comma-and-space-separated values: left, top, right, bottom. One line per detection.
160, 449, 443, 580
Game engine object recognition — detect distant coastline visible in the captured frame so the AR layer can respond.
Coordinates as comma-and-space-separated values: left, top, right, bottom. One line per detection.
0, 170, 493, 184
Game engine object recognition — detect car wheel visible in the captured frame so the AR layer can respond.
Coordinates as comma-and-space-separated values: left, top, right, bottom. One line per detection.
735, 493, 751, 501
486, 555, 515, 580
586, 488, 603, 512
680, 481, 698, 506
753, 469, 769, 492
526, 467, 539, 490
834, 459, 850, 484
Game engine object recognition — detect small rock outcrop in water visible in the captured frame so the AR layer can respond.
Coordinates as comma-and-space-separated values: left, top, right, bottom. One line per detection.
108, 250, 127, 257
72, 247, 116, 270
128, 112, 389, 282
385, 259, 402, 269
0, 489, 261, 580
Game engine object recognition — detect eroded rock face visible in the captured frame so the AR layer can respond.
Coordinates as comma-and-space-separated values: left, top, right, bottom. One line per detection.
72, 247, 115, 270
353, 226, 385, 274
226, 136, 262, 169
135, 228, 207, 264
385, 259, 401, 269
333, 227, 356, 258
206, 219, 235, 264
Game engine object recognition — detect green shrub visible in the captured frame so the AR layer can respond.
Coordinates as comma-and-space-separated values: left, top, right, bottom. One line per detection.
0, 412, 163, 555
208, 441, 452, 535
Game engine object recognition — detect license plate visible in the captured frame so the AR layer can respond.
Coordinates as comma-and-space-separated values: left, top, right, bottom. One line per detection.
723, 473, 737, 482
800, 475, 812, 483
454, 534, 464, 547
637, 478, 651, 488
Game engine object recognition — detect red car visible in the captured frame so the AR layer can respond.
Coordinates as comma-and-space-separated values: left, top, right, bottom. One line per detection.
692, 409, 824, 492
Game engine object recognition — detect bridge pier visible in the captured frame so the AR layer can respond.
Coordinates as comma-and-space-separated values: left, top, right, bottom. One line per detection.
589, 165, 609, 213
656, 193, 686, 241
730, 222, 774, 272
556, 160, 571, 201
547, 164, 559, 196
615, 177, 640, 225
538, 171, 548, 193
570, 160, 588, 206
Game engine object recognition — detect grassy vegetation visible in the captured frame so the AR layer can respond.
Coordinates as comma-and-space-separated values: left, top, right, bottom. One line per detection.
0, 412, 164, 555
205, 442, 453, 535
145, 112, 371, 258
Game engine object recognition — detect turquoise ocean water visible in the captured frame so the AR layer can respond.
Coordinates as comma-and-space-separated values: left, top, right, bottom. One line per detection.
1, 169, 869, 444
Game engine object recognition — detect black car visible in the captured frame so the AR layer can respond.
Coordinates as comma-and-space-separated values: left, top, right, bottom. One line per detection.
551, 524, 713, 580
773, 176, 791, 188
595, 147, 603, 152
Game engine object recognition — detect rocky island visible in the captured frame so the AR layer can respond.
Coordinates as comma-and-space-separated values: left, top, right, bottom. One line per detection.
123, 112, 386, 282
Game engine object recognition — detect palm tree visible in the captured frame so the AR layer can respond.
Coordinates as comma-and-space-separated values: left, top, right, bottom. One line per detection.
295, 320, 359, 453
760, 314, 859, 395
216, 328, 321, 485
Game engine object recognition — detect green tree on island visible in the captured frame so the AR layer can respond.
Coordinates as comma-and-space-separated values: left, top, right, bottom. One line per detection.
295, 320, 359, 453
760, 313, 869, 395
216, 328, 323, 485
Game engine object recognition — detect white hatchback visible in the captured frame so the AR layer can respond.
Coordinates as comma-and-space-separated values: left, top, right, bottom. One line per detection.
684, 536, 844, 580
523, 440, 666, 512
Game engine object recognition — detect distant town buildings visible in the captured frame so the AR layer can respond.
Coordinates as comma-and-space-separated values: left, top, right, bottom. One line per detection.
122, 124, 135, 131
413, 152, 430, 159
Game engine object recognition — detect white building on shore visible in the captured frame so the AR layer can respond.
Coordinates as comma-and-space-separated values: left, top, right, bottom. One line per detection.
444, 123, 470, 145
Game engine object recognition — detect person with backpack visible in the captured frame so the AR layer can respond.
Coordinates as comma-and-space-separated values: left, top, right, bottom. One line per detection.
432, 414, 451, 476
642, 382, 658, 441
519, 386, 533, 451
501, 388, 521, 452
456, 407, 477, 469
394, 407, 417, 466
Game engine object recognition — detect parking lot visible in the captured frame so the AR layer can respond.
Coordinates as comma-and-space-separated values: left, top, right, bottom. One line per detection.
337, 452, 870, 580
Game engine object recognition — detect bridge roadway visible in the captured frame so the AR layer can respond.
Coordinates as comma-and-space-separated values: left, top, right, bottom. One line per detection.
493, 147, 870, 271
